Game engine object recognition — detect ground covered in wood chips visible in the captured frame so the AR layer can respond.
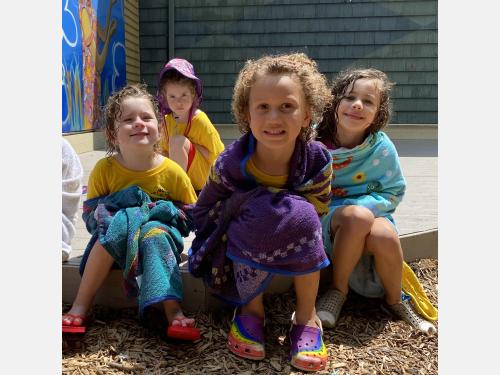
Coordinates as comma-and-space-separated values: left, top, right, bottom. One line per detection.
63, 258, 437, 375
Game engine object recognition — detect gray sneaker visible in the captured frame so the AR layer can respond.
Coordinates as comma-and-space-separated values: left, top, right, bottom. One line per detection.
316, 289, 347, 328
386, 299, 436, 335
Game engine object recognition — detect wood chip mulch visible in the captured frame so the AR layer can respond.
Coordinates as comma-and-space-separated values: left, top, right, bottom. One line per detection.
63, 258, 438, 374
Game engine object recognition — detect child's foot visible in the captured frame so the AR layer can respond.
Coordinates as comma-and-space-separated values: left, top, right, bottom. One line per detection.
316, 288, 346, 328
385, 299, 436, 335
62, 305, 92, 333
62, 305, 91, 326
163, 300, 195, 327
163, 300, 200, 341
170, 312, 195, 327
227, 309, 265, 361
289, 312, 328, 372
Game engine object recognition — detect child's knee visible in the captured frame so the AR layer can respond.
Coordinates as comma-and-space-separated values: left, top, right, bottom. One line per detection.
92, 239, 106, 252
169, 135, 190, 151
366, 226, 401, 258
335, 205, 375, 234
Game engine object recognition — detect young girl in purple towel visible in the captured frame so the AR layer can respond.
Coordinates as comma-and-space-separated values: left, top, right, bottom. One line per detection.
188, 53, 333, 372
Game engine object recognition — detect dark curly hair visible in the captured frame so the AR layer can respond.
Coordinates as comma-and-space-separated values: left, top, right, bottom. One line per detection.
232, 53, 332, 142
103, 83, 164, 155
317, 68, 394, 147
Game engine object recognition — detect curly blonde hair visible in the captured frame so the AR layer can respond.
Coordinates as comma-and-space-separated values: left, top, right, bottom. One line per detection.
103, 83, 164, 155
232, 53, 332, 142
317, 68, 394, 147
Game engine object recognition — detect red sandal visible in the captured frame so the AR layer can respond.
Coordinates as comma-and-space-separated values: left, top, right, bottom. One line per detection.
62, 313, 91, 334
166, 317, 200, 341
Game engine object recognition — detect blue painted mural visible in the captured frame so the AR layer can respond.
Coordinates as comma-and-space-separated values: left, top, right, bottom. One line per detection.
62, 0, 126, 133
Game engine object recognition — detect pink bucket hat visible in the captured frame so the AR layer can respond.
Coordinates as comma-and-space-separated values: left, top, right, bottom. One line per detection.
156, 58, 203, 118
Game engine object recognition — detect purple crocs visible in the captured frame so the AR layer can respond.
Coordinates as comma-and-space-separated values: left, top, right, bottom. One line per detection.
227, 313, 265, 360
289, 314, 328, 372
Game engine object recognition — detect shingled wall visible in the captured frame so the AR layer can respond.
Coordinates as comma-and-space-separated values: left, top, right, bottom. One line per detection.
139, 0, 437, 124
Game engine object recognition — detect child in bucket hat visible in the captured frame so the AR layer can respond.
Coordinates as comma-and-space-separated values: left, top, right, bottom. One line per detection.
157, 58, 224, 192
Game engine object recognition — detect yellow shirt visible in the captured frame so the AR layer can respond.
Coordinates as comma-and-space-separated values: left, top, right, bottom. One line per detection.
246, 157, 328, 215
246, 157, 287, 188
162, 110, 224, 190
87, 156, 197, 204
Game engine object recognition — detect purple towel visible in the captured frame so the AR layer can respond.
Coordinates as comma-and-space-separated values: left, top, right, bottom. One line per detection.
188, 133, 332, 305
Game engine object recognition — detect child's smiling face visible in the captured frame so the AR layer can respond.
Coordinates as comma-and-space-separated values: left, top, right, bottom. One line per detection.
336, 78, 381, 145
114, 96, 160, 151
247, 73, 311, 157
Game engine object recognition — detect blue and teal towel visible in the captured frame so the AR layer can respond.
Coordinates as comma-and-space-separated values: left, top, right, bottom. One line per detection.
79, 185, 193, 317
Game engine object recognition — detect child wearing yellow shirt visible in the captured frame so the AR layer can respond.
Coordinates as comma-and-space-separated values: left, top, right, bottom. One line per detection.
156, 58, 224, 191
62, 84, 198, 337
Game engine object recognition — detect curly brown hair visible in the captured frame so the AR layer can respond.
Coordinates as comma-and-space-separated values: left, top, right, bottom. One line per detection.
232, 53, 332, 142
317, 68, 394, 147
103, 83, 164, 155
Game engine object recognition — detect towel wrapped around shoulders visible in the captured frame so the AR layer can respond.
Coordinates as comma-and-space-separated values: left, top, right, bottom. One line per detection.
189, 133, 333, 305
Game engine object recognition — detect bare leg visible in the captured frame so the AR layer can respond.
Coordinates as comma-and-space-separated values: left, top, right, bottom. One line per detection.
169, 135, 192, 171
294, 271, 320, 327
365, 218, 403, 305
241, 293, 265, 319
329, 206, 375, 294
63, 241, 114, 324
162, 299, 195, 327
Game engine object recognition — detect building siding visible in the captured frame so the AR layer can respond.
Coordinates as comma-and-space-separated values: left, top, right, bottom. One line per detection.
140, 0, 437, 124
139, 0, 169, 90
124, 0, 140, 84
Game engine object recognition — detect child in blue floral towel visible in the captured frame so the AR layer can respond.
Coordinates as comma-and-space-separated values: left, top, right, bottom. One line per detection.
315, 68, 437, 335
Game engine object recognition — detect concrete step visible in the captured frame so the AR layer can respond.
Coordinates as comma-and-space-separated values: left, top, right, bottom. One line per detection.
62, 229, 437, 313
